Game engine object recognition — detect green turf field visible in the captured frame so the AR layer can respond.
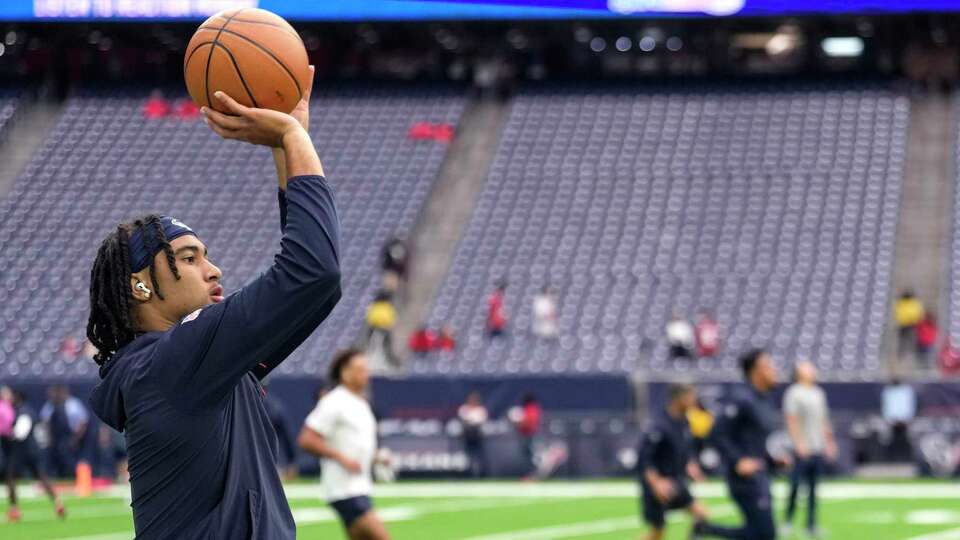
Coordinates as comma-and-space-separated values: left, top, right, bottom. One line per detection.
0, 479, 958, 539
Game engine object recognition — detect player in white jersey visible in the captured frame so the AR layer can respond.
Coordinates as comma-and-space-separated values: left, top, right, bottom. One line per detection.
299, 349, 389, 540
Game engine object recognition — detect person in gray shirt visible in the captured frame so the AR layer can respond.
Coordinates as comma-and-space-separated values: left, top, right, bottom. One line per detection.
782, 361, 837, 538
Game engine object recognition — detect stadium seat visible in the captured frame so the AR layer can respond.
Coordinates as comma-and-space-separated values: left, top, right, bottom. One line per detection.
418, 81, 908, 379
0, 84, 467, 378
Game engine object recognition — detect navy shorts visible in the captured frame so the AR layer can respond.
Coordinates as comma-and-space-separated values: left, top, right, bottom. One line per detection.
641, 481, 694, 529
330, 496, 372, 528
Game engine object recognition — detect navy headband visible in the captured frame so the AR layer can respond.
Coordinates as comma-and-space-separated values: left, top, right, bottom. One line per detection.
128, 216, 197, 273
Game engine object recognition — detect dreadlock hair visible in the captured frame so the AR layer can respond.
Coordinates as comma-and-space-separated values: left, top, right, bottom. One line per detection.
86, 214, 181, 367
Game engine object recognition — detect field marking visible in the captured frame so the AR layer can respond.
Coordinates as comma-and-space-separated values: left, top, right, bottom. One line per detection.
905, 510, 960, 525
15, 480, 960, 502
13, 478, 960, 540
854, 511, 898, 524
16, 481, 638, 500
460, 504, 734, 540
903, 527, 960, 540
295, 498, 555, 526
55, 533, 132, 540
459, 516, 640, 540
283, 481, 960, 501
293, 505, 420, 525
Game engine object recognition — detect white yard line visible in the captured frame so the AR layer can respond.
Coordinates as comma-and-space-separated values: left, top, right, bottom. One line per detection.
55, 533, 133, 540
459, 517, 641, 540
282, 481, 960, 500
902, 527, 960, 540
460, 504, 735, 540
16, 481, 960, 502
295, 497, 557, 526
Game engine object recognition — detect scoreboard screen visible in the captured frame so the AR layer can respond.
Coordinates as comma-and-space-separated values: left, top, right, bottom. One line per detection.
2, 0, 958, 21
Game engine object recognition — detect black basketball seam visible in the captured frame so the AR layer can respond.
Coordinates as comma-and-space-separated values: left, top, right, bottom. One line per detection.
184, 41, 213, 76
212, 42, 260, 109
204, 8, 247, 109
213, 15, 301, 40
198, 24, 298, 42
207, 27, 304, 101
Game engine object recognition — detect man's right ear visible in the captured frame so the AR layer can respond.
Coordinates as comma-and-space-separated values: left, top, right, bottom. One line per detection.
130, 275, 152, 303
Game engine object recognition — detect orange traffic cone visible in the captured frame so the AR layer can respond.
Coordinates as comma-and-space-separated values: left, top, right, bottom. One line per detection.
75, 461, 92, 497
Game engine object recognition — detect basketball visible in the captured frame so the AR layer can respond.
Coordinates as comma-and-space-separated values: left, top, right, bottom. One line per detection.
183, 8, 310, 114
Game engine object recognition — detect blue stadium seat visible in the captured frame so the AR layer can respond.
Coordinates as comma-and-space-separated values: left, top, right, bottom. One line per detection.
418, 81, 907, 379
0, 84, 466, 378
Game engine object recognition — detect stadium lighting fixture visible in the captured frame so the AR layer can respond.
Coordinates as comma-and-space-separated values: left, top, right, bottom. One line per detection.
590, 37, 606, 52
822, 37, 864, 57
639, 36, 656, 52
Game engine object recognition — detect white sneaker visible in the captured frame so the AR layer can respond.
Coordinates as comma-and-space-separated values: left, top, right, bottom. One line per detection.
780, 524, 794, 537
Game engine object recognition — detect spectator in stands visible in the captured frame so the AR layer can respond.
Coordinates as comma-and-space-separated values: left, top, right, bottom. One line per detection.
365, 290, 397, 366
408, 326, 437, 356
695, 311, 720, 358
532, 286, 559, 339
939, 339, 960, 377
881, 377, 916, 462
40, 385, 89, 478
59, 335, 80, 361
666, 311, 695, 359
173, 98, 200, 120
458, 392, 489, 478
381, 235, 409, 283
437, 325, 457, 352
915, 313, 938, 368
511, 394, 542, 477
894, 290, 925, 363
142, 89, 170, 119
487, 281, 508, 338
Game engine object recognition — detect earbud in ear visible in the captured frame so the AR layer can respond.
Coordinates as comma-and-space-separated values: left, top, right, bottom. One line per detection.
136, 282, 152, 298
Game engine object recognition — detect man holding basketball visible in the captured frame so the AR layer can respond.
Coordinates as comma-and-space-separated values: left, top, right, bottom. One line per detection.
88, 68, 340, 538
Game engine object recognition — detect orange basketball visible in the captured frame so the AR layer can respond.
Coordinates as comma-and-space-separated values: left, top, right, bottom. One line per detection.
184, 8, 310, 114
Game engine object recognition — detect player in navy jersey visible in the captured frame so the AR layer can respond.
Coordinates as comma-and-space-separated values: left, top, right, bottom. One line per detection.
87, 68, 343, 539
694, 349, 785, 540
638, 383, 709, 540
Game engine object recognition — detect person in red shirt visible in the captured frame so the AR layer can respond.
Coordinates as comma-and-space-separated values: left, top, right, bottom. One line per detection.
511, 394, 541, 477
142, 89, 170, 119
487, 281, 508, 338
436, 326, 456, 351
938, 338, 960, 376
173, 99, 200, 120
408, 326, 436, 356
916, 314, 939, 367
695, 311, 721, 358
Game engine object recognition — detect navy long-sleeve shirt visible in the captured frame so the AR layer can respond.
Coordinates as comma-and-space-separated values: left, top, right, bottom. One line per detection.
637, 411, 692, 481
709, 385, 779, 482
90, 175, 341, 539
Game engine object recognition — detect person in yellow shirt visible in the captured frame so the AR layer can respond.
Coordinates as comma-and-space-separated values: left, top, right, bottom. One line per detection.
894, 290, 925, 363
365, 290, 397, 365
687, 398, 714, 462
